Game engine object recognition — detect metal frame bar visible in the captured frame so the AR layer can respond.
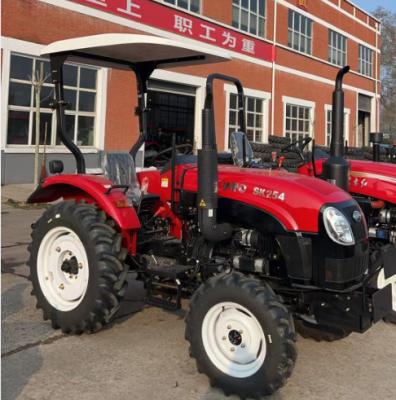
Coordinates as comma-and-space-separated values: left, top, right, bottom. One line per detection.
49, 51, 207, 169
50, 53, 86, 173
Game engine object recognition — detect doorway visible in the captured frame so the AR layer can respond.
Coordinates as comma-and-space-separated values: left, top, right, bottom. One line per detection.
145, 80, 196, 166
357, 94, 372, 147
358, 111, 370, 147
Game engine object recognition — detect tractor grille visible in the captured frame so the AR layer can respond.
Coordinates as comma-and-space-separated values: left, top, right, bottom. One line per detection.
324, 250, 368, 284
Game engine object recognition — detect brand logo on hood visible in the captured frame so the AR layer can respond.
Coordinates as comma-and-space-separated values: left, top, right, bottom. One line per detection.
352, 210, 362, 223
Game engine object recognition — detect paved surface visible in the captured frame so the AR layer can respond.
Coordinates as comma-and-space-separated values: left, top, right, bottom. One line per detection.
2, 187, 396, 400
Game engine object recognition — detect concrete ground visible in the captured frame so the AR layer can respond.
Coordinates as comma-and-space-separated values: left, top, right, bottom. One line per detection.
1, 186, 396, 400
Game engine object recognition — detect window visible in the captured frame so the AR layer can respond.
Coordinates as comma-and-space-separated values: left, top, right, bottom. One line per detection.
285, 103, 312, 141
7, 53, 98, 147
359, 45, 373, 77
232, 0, 266, 37
326, 109, 332, 146
229, 93, 264, 143
328, 30, 347, 66
288, 10, 312, 54
325, 107, 349, 146
162, 0, 200, 13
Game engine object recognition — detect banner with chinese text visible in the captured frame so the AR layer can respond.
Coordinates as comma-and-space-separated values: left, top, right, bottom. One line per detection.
70, 0, 275, 62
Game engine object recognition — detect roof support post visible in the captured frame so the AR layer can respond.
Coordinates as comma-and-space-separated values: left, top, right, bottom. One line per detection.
129, 62, 157, 161
50, 53, 86, 174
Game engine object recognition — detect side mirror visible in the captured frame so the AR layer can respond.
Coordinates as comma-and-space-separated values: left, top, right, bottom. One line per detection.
230, 131, 254, 167
49, 160, 64, 174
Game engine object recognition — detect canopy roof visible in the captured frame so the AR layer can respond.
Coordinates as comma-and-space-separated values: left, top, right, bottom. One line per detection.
40, 34, 231, 69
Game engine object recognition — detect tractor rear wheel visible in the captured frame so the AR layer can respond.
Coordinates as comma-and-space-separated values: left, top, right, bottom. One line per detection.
185, 273, 297, 398
295, 320, 351, 342
28, 201, 129, 333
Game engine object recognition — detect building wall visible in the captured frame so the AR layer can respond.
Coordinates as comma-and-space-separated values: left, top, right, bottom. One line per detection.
1, 0, 380, 183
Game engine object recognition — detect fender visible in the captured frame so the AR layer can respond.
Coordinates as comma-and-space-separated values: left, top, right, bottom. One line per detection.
27, 174, 141, 231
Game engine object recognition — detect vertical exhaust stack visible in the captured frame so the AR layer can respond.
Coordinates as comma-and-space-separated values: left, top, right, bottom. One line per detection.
197, 74, 235, 243
323, 66, 350, 191
370, 132, 383, 162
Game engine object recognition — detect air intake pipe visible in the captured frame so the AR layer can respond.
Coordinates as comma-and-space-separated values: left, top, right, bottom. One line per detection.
323, 66, 350, 191
197, 74, 245, 243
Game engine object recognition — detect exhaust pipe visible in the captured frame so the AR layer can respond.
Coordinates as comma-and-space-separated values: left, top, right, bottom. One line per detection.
197, 74, 241, 243
370, 132, 383, 162
323, 66, 350, 191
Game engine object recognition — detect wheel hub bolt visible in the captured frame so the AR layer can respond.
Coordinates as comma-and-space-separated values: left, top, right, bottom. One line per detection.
78, 263, 83, 269
59, 283, 64, 290
227, 325, 232, 329
222, 336, 227, 341
241, 343, 246, 348
56, 247, 61, 253
230, 347, 235, 352
239, 330, 243, 334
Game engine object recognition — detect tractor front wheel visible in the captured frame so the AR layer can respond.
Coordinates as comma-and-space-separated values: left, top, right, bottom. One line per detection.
185, 273, 297, 398
28, 201, 129, 333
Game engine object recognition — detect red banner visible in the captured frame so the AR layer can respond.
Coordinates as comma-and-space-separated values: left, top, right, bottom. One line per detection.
71, 0, 275, 62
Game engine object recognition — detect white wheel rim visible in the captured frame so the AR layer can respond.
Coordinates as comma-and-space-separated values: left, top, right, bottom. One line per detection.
201, 302, 267, 378
377, 270, 396, 312
37, 226, 89, 312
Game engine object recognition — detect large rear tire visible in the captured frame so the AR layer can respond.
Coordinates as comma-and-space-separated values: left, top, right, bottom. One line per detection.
185, 273, 297, 398
28, 201, 129, 333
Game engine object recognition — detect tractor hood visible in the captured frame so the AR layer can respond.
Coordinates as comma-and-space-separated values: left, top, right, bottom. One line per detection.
349, 160, 396, 203
181, 164, 353, 233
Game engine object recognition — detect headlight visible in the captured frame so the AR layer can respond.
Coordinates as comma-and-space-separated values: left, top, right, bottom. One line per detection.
323, 207, 355, 245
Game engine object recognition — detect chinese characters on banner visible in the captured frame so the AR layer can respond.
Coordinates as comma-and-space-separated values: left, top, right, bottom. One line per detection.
297, 0, 308, 10
71, 0, 275, 62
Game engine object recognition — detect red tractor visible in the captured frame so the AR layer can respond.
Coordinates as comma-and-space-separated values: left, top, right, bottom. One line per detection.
273, 66, 396, 324
236, 66, 396, 325
27, 34, 396, 398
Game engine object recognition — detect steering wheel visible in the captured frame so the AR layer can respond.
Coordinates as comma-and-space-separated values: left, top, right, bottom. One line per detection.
147, 143, 193, 166
281, 137, 312, 161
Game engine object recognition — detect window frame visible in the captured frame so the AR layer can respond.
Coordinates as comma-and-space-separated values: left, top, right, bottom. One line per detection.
8, 54, 99, 148
160, 0, 201, 14
328, 29, 347, 67
287, 10, 313, 55
282, 96, 315, 141
324, 104, 350, 146
224, 84, 270, 150
359, 44, 373, 77
232, 0, 267, 38
1, 40, 107, 153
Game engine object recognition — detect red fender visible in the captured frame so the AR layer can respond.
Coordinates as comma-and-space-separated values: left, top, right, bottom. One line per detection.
28, 174, 141, 231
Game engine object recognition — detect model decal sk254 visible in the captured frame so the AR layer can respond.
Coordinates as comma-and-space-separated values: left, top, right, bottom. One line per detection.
223, 182, 286, 201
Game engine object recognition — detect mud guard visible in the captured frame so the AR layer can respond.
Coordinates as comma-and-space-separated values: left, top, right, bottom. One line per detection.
27, 175, 141, 231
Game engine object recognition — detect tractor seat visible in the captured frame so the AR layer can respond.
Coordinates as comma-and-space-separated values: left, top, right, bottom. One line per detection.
230, 131, 254, 167
101, 152, 141, 205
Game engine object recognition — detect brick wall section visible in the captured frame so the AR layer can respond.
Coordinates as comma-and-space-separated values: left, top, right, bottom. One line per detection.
2, 0, 379, 149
